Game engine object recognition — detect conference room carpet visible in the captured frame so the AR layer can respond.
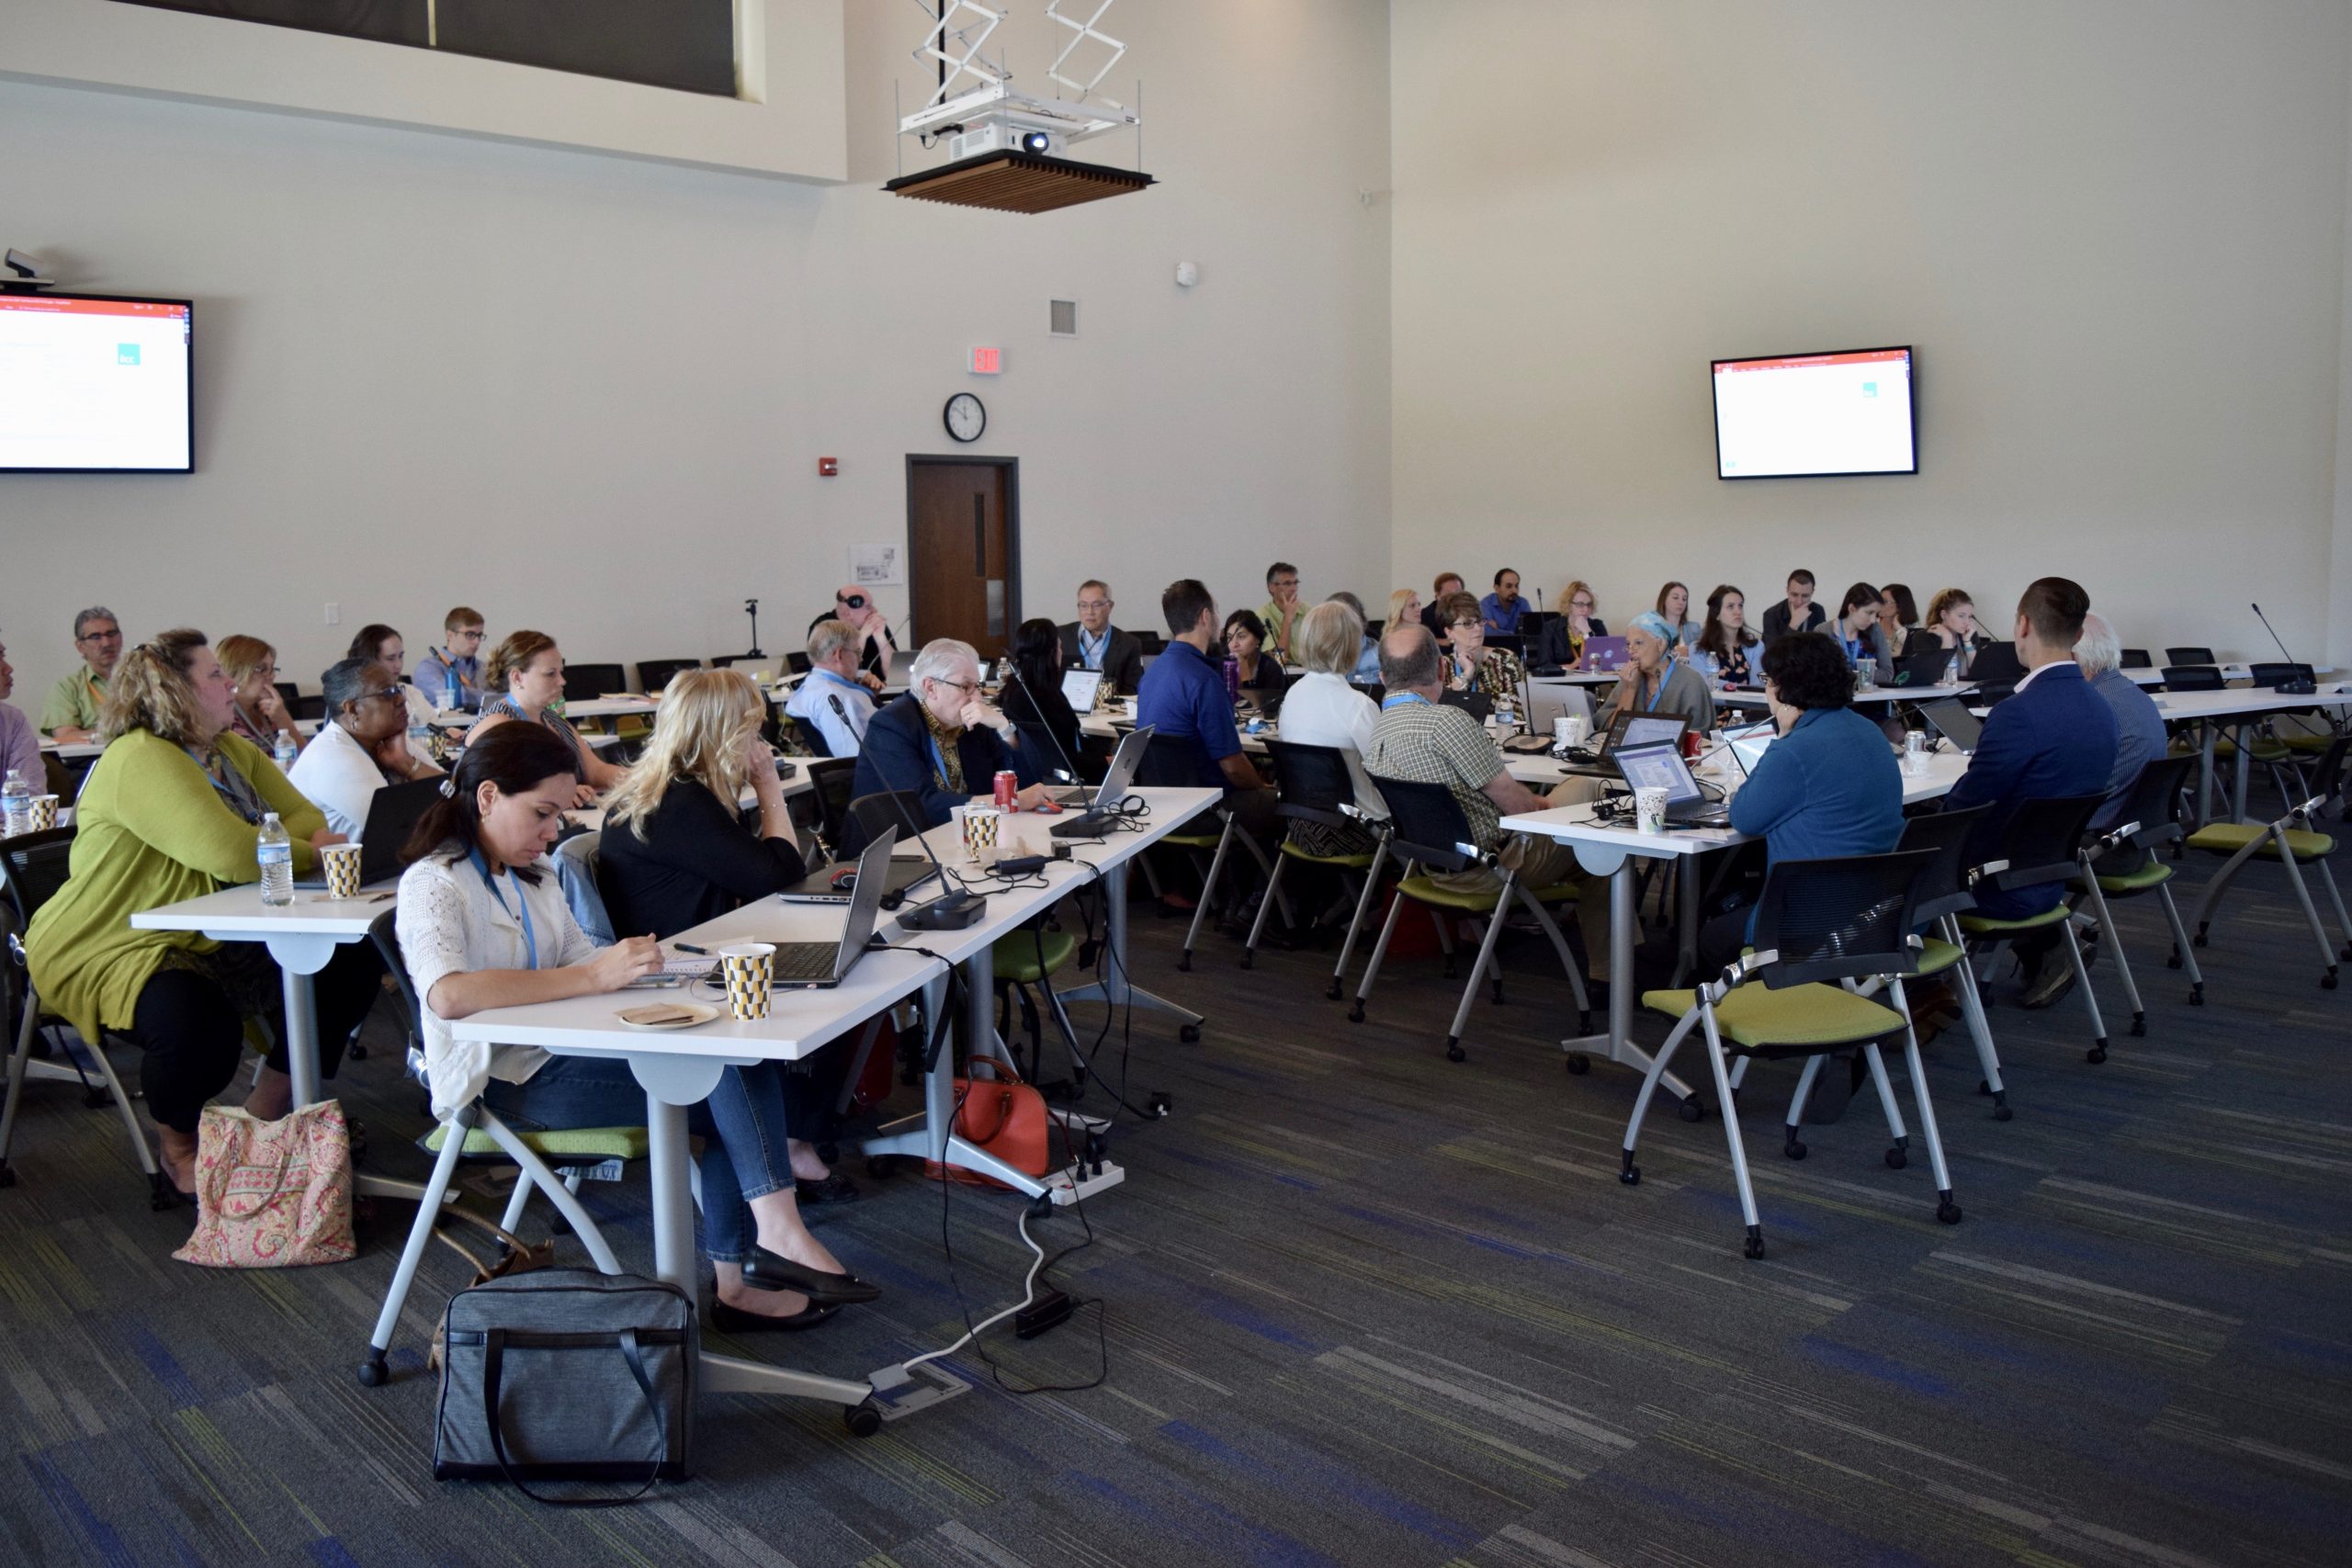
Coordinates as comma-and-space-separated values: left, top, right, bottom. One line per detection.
3, 851, 2349, 1567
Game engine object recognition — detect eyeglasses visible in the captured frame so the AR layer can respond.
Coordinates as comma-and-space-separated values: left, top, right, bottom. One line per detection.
929, 677, 980, 694
360, 686, 406, 704
77, 628, 121, 644
1075, 600, 1111, 612
1570, 598, 1594, 611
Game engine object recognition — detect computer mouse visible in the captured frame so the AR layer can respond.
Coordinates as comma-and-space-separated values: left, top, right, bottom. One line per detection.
830, 866, 858, 890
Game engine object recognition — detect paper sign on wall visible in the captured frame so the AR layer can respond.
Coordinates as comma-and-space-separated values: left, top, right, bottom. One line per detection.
851, 543, 903, 586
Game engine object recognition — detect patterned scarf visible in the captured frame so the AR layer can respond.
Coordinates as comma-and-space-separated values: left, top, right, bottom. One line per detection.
921, 704, 967, 792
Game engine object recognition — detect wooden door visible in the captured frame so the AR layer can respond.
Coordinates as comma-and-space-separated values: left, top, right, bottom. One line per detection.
906, 457, 1019, 659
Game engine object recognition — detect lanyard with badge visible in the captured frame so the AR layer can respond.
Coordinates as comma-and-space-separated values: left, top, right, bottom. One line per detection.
1645, 658, 1676, 713
470, 848, 538, 970
1381, 692, 1431, 711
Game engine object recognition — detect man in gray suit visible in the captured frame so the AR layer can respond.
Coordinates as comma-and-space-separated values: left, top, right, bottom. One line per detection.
1057, 578, 1146, 694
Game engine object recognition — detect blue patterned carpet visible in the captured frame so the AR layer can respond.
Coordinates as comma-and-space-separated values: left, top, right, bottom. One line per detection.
4, 843, 2350, 1566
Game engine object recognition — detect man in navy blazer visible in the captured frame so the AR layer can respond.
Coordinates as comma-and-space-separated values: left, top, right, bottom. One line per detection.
849, 637, 1047, 852
1942, 578, 2118, 923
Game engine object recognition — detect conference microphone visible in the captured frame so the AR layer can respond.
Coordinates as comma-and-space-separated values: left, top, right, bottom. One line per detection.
2250, 603, 2317, 695
1001, 664, 1124, 838
858, 699, 988, 931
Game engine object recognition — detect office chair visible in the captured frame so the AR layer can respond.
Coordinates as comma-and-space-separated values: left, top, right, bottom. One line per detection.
2077, 755, 2203, 1019
636, 657, 704, 695
561, 662, 628, 702
2120, 648, 2154, 670
804, 759, 858, 861
1348, 773, 1590, 1062
2179, 737, 2352, 993
1954, 795, 2115, 1061
2165, 646, 2217, 668
1242, 741, 1389, 978
1136, 736, 1288, 972
1629, 851, 1958, 1258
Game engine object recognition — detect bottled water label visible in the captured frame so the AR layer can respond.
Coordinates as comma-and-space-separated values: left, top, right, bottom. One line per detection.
257, 812, 294, 907
1, 769, 29, 838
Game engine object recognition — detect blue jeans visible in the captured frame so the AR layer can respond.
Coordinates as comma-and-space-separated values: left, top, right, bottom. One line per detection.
485, 1054, 796, 1265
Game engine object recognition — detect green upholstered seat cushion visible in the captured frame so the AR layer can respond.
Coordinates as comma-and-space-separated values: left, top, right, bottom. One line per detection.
1396, 874, 1578, 912
1958, 905, 2072, 934
992, 927, 1076, 983
1640, 981, 1906, 1049
423, 1123, 648, 1161
1916, 936, 1965, 975
2096, 860, 2176, 892
2279, 731, 2337, 753
1280, 841, 1378, 868
1165, 831, 1224, 849
2185, 822, 2336, 861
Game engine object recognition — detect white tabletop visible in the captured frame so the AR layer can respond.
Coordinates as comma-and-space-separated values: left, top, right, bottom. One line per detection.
1718, 682, 1973, 711
2146, 682, 2352, 721
130, 880, 394, 939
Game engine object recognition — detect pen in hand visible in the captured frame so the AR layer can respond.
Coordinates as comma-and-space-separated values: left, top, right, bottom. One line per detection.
674, 942, 709, 955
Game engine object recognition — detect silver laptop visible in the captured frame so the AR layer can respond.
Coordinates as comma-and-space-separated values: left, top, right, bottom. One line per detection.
1525, 682, 1594, 738
1060, 668, 1105, 713
1916, 696, 1984, 754
1049, 723, 1150, 808
1611, 743, 1732, 828
754, 829, 899, 987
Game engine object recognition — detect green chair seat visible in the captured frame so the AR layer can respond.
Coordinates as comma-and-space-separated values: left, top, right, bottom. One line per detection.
1916, 936, 1965, 975
2095, 860, 2176, 893
1957, 905, 2072, 934
1396, 874, 1578, 912
2279, 732, 2338, 754
992, 927, 1076, 984
1280, 840, 1377, 869
2211, 737, 2291, 762
1640, 982, 1905, 1050
423, 1123, 648, 1162
1166, 831, 1224, 849
2185, 822, 2335, 861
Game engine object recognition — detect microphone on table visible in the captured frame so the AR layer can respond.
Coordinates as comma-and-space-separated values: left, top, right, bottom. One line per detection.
2250, 603, 2317, 695
866, 706, 988, 931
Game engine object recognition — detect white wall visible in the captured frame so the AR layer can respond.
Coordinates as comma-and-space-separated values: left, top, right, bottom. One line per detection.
0, 1, 1390, 707
1390, 0, 2352, 665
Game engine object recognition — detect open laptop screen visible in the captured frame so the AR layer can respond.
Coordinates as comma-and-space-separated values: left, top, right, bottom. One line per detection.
1061, 669, 1104, 712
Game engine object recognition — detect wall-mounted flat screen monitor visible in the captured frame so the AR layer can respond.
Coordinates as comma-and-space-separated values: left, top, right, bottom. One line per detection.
1712, 345, 1914, 479
0, 292, 194, 473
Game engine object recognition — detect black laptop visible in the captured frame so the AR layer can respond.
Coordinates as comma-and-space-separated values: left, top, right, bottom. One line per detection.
1894, 650, 1953, 688
1611, 743, 1733, 828
1559, 711, 1690, 773
1914, 695, 1984, 754
293, 779, 439, 889
776, 832, 939, 905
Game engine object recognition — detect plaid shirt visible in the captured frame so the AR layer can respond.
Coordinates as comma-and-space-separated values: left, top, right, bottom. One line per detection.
1365, 698, 1507, 854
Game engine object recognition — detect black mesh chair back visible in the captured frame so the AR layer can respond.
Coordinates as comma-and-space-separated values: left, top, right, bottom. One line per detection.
1365, 618, 1385, 638
367, 907, 425, 1050
293, 694, 326, 722
563, 662, 628, 701
1750, 850, 1936, 988
2249, 661, 2316, 690
2120, 648, 2153, 670
1488, 634, 1525, 658
636, 658, 703, 696
1363, 773, 1479, 874
1138, 734, 1216, 790
1520, 611, 1558, 643
1262, 740, 1356, 834
2304, 735, 2351, 814
786, 715, 832, 758
2106, 755, 2197, 851
1980, 794, 2108, 894
275, 681, 301, 712
844, 790, 932, 857
1013, 722, 1076, 782
2160, 664, 2223, 692
1136, 631, 1167, 654
1438, 688, 1493, 723
0, 827, 78, 926
2165, 646, 2217, 668
1895, 803, 1995, 926
804, 759, 857, 854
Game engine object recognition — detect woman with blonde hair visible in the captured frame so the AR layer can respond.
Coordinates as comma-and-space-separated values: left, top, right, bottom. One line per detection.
594, 670, 851, 1211
25, 630, 381, 1200
471, 628, 627, 803
1533, 580, 1607, 669
214, 634, 305, 756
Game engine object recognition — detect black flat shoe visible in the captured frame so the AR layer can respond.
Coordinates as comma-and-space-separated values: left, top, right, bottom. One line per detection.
741, 1245, 881, 1304
709, 1297, 841, 1334
795, 1172, 860, 1207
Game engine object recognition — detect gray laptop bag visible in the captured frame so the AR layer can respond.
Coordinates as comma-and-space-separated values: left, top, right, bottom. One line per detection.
435, 1269, 697, 1501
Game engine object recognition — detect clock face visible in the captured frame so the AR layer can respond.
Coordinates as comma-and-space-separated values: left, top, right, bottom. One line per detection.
944, 392, 986, 443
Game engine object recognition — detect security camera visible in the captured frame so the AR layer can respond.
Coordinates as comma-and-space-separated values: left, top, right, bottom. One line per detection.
4, 249, 46, 279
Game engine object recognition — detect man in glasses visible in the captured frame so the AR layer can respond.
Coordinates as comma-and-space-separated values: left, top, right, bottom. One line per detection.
1257, 561, 1307, 665
848, 637, 1047, 846
809, 587, 897, 686
1056, 579, 1145, 694
412, 606, 486, 711
43, 605, 123, 743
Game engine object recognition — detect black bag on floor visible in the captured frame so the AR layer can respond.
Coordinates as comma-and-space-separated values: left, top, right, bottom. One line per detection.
434, 1268, 697, 1503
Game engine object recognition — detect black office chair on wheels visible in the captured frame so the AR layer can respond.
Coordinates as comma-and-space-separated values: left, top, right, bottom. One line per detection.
1241, 741, 1388, 976
1348, 774, 1590, 1063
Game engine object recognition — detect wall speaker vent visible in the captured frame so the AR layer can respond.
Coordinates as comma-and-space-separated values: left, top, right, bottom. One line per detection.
1050, 299, 1079, 336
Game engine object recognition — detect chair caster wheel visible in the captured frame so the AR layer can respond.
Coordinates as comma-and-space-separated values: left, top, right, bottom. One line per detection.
1325, 978, 1341, 1000
84, 1088, 111, 1110
2188, 985, 2204, 1006
2324, 970, 2339, 991
1618, 1151, 1640, 1186
1346, 1003, 1365, 1023
2129, 1013, 2146, 1037
2191, 932, 2208, 949
1176, 952, 1193, 973
1239, 951, 1254, 970
1783, 1136, 1806, 1161
1444, 1039, 1466, 1064
348, 1042, 368, 1060
356, 1355, 388, 1388
1884, 1145, 1906, 1169
844, 1400, 883, 1438
1564, 1053, 1590, 1076
1027, 1193, 1055, 1222
1992, 1098, 2013, 1122
1179, 1024, 1202, 1043
1742, 1228, 1765, 1260
2166, 950, 2182, 969
1936, 1197, 1962, 1225
1679, 1097, 1703, 1123
147, 1174, 180, 1212
2086, 1043, 2108, 1064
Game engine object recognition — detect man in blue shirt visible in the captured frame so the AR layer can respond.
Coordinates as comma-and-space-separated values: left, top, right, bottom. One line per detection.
1700, 631, 1905, 975
2075, 612, 2166, 834
784, 618, 876, 757
412, 607, 485, 710
1479, 569, 1526, 637
1136, 579, 1279, 842
1056, 579, 1145, 694
849, 637, 1047, 852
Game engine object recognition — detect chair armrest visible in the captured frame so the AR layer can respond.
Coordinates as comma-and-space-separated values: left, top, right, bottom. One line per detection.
2087, 819, 2142, 857
1965, 859, 2009, 886
1702, 947, 1778, 1005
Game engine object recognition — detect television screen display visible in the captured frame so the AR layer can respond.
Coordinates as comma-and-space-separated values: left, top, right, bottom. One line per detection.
0, 292, 194, 472
1712, 345, 1913, 479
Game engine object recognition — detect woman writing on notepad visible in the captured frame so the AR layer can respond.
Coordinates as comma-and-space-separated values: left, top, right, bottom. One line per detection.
400, 720, 873, 1330
470, 629, 628, 805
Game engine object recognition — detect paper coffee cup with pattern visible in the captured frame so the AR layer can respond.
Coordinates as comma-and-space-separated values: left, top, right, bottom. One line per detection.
719, 942, 775, 1021
958, 805, 1002, 865
320, 841, 367, 898
27, 795, 59, 831
1634, 786, 1670, 835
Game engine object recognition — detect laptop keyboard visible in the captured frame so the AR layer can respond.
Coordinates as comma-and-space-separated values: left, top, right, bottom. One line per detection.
770, 942, 841, 982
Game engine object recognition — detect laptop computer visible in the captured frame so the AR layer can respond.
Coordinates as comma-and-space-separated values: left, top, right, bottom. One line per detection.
1560, 709, 1690, 771
1438, 688, 1493, 723
1050, 724, 1153, 832
1578, 636, 1631, 672
1894, 650, 1952, 688
293, 779, 438, 888
1523, 682, 1594, 739
775, 831, 940, 904
1914, 695, 1984, 754
755, 828, 899, 987
1968, 641, 2024, 687
1724, 720, 1777, 776
886, 649, 917, 686
1611, 742, 1733, 827
1060, 668, 1105, 713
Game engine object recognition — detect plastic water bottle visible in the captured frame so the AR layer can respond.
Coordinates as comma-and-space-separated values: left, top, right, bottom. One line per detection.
273, 731, 298, 770
1, 768, 29, 838
444, 670, 461, 713
257, 812, 293, 907
1221, 658, 1240, 702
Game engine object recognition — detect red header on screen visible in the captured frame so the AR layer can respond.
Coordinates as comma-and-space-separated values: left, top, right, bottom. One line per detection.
0, 297, 189, 321
1715, 349, 1907, 374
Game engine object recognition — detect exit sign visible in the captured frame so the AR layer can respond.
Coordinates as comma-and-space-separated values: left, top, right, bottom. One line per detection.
970, 346, 1002, 375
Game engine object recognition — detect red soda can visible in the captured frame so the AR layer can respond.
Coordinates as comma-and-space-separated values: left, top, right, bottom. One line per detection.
1683, 730, 1704, 761
993, 770, 1018, 810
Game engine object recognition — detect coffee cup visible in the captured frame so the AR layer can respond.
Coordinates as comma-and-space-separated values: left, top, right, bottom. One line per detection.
957, 805, 1002, 865
1634, 786, 1669, 834
320, 841, 367, 898
1563, 715, 1590, 749
27, 794, 59, 831
718, 943, 775, 1021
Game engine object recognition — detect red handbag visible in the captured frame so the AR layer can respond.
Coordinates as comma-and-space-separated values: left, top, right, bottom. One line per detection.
926, 1059, 1051, 1190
